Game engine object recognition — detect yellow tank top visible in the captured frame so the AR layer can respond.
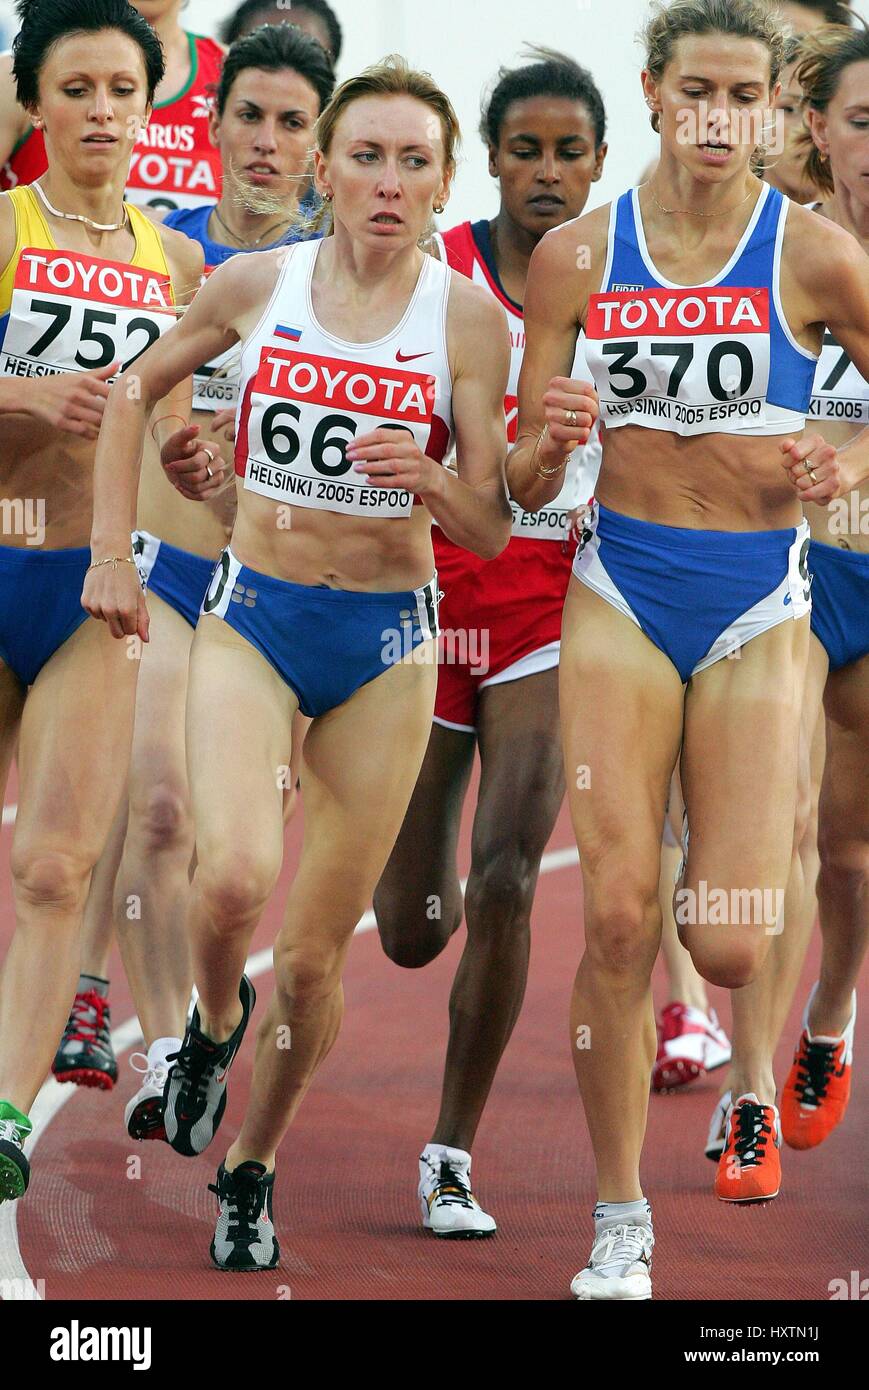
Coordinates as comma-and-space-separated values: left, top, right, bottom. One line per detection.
0, 185, 176, 377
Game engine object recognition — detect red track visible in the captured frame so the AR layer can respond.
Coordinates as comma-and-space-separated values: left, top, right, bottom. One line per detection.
1, 768, 866, 1301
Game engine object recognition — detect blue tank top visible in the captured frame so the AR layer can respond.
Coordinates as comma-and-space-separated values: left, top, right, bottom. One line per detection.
583, 183, 817, 438
163, 200, 320, 266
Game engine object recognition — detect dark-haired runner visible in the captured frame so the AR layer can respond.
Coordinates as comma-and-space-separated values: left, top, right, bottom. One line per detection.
0, 0, 202, 1202
0, 0, 224, 213
220, 0, 342, 63
374, 47, 606, 1239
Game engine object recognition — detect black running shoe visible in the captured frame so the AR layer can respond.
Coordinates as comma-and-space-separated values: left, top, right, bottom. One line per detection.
209, 1160, 279, 1272
163, 976, 256, 1157
52, 989, 118, 1090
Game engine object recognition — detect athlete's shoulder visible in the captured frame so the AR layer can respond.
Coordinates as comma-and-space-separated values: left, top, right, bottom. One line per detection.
445, 262, 509, 339
783, 197, 866, 289
531, 203, 612, 282
157, 218, 206, 297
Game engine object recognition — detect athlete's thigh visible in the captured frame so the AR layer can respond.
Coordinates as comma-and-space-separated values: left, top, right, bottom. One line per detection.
820, 648, 869, 845
185, 615, 296, 865
560, 580, 684, 876
299, 644, 438, 915
0, 659, 24, 806
375, 718, 475, 912
14, 618, 138, 859
681, 617, 809, 890
128, 593, 195, 809
474, 666, 564, 862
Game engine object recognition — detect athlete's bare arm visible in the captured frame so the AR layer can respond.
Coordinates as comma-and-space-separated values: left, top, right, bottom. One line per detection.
414, 273, 512, 558
89, 250, 275, 569
0, 55, 31, 171
779, 207, 869, 502
507, 208, 604, 511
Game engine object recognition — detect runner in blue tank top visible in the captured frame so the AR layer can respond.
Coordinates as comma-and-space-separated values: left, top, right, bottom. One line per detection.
508, 0, 869, 1301
50, 25, 335, 1147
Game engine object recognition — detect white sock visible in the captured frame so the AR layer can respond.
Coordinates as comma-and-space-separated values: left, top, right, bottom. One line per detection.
593, 1198, 652, 1231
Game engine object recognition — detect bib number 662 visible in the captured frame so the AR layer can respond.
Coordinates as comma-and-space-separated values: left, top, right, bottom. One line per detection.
260, 404, 414, 476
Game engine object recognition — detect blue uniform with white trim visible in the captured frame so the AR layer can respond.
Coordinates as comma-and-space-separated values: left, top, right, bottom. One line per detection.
576, 184, 816, 682
807, 309, 869, 671
135, 202, 321, 628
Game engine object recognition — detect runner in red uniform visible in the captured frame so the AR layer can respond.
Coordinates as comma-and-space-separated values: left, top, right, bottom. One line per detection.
0, 1, 224, 212
373, 49, 607, 1238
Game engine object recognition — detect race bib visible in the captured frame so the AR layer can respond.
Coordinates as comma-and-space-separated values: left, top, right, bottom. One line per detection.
241, 346, 436, 518
0, 247, 175, 379
808, 331, 869, 425
585, 287, 771, 436
193, 347, 240, 412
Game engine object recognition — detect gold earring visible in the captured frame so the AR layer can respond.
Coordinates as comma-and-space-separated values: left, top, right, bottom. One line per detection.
433, 202, 445, 214
323, 191, 333, 202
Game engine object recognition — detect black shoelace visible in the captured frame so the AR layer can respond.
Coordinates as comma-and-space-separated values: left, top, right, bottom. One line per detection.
166, 1036, 218, 1109
434, 1161, 473, 1209
734, 1102, 771, 1168
794, 1039, 838, 1105
208, 1170, 262, 1244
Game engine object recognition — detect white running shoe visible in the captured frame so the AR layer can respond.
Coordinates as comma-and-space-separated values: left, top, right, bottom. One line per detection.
652, 1003, 732, 1092
705, 1089, 732, 1161
571, 1221, 654, 1301
418, 1146, 497, 1238
125, 1037, 181, 1142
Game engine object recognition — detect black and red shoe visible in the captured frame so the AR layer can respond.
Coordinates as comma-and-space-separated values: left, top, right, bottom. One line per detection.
52, 989, 118, 1090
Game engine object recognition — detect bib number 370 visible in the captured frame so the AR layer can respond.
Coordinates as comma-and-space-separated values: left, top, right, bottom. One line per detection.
602, 339, 754, 401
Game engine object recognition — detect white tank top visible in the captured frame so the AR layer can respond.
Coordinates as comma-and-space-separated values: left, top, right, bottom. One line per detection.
234, 240, 454, 519
437, 221, 601, 540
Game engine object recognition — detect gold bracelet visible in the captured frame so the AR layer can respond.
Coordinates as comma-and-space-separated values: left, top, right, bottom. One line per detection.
87, 556, 138, 574
531, 425, 569, 479
150, 413, 187, 443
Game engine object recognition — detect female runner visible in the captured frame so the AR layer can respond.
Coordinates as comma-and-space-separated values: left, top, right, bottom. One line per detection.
220, 0, 343, 64
51, 21, 335, 1143
508, 0, 869, 1300
85, 57, 513, 1270
373, 48, 607, 1238
773, 21, 869, 1158
0, 0, 224, 214
0, 0, 202, 1202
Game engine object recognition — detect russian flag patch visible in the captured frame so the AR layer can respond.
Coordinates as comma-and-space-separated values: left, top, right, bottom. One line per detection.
274, 323, 303, 341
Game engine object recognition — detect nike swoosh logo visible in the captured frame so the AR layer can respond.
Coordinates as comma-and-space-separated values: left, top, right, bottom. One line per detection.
396, 351, 432, 363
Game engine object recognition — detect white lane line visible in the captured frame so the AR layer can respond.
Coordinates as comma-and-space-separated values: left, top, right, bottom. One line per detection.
0, 845, 580, 1299
1, 805, 16, 827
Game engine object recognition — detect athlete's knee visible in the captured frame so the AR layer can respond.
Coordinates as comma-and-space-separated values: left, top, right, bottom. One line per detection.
128, 779, 193, 856
11, 845, 92, 917
817, 823, 869, 891
585, 883, 661, 981
196, 849, 280, 929
272, 939, 342, 1013
464, 844, 538, 940
686, 929, 765, 990
373, 879, 458, 968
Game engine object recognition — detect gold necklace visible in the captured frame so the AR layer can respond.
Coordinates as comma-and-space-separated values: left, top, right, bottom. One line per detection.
211, 205, 293, 249
33, 179, 128, 233
645, 181, 757, 219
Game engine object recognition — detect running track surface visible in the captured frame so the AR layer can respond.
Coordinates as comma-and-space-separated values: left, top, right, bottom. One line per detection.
1, 769, 867, 1302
